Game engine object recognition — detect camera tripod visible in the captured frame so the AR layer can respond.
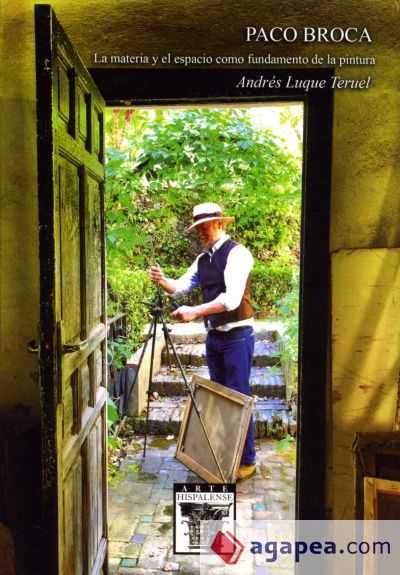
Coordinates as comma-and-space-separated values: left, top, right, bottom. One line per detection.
123, 287, 226, 482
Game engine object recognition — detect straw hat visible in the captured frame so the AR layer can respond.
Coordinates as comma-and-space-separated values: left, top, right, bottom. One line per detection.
187, 202, 234, 233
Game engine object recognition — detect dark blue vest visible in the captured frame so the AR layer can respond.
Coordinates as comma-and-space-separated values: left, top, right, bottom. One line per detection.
198, 238, 253, 328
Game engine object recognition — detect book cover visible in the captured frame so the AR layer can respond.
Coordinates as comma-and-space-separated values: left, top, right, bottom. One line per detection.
1, 1, 399, 574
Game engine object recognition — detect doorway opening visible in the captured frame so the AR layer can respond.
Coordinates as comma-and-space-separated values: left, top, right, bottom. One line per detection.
105, 104, 303, 570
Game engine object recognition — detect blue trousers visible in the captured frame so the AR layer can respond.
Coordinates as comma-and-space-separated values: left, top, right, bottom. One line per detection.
205, 326, 255, 466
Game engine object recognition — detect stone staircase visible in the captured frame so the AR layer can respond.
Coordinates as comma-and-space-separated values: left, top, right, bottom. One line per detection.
132, 322, 296, 440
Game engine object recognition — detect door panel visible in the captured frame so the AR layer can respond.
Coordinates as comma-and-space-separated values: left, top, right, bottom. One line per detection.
35, 5, 107, 574
84, 413, 106, 568
63, 457, 84, 575
59, 157, 82, 342
87, 176, 103, 327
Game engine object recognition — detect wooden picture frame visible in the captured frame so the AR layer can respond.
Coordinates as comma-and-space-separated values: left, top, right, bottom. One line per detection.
176, 375, 254, 484
364, 477, 400, 519
353, 431, 400, 518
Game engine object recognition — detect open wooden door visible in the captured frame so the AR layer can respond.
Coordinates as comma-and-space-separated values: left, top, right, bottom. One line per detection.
35, 6, 108, 574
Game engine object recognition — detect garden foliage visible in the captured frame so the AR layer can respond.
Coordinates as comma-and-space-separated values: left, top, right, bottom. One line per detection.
106, 108, 301, 352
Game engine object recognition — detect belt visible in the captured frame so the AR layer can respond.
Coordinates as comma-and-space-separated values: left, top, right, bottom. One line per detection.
207, 326, 253, 339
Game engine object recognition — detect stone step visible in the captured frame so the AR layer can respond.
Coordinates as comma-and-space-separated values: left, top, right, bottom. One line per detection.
250, 368, 285, 398
164, 321, 280, 345
161, 341, 280, 368
152, 366, 285, 398
131, 396, 296, 440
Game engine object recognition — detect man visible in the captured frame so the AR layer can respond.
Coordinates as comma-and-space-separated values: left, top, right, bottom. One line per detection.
149, 202, 256, 481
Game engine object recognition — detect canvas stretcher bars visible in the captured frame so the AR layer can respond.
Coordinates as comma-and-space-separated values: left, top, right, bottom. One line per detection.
176, 375, 254, 483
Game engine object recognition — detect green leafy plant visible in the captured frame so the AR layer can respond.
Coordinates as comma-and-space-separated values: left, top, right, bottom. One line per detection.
107, 394, 121, 451
251, 260, 294, 316
107, 394, 139, 486
107, 268, 153, 354
107, 394, 123, 483
107, 336, 132, 370
273, 272, 299, 400
276, 434, 296, 466
108, 462, 139, 489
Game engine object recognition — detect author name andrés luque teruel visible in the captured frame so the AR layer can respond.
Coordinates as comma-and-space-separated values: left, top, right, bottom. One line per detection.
236, 74, 371, 90
245, 27, 372, 43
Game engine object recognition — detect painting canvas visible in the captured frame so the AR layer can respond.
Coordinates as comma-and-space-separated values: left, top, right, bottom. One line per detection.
176, 375, 254, 483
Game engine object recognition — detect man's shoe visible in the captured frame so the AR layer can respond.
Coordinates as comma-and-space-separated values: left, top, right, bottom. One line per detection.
236, 464, 256, 482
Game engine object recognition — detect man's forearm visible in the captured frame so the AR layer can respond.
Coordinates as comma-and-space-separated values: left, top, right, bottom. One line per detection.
159, 278, 177, 295
192, 300, 225, 318
171, 299, 226, 322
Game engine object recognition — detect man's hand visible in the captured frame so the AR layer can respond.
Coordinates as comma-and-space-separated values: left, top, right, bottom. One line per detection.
149, 264, 164, 284
148, 266, 177, 295
171, 305, 198, 323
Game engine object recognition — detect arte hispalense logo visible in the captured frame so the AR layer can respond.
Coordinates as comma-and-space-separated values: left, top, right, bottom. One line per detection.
173, 483, 236, 554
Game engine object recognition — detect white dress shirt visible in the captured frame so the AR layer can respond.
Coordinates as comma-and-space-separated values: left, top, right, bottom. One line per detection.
167, 234, 254, 331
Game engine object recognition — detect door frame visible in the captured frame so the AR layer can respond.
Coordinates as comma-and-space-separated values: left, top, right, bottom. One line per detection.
90, 67, 334, 519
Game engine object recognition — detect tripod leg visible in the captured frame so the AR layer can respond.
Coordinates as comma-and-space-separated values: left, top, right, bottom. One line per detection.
159, 315, 227, 483
160, 315, 192, 393
162, 324, 172, 369
143, 309, 159, 458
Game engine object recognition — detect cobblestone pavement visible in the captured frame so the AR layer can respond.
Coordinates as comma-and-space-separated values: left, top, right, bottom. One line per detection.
108, 436, 296, 574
